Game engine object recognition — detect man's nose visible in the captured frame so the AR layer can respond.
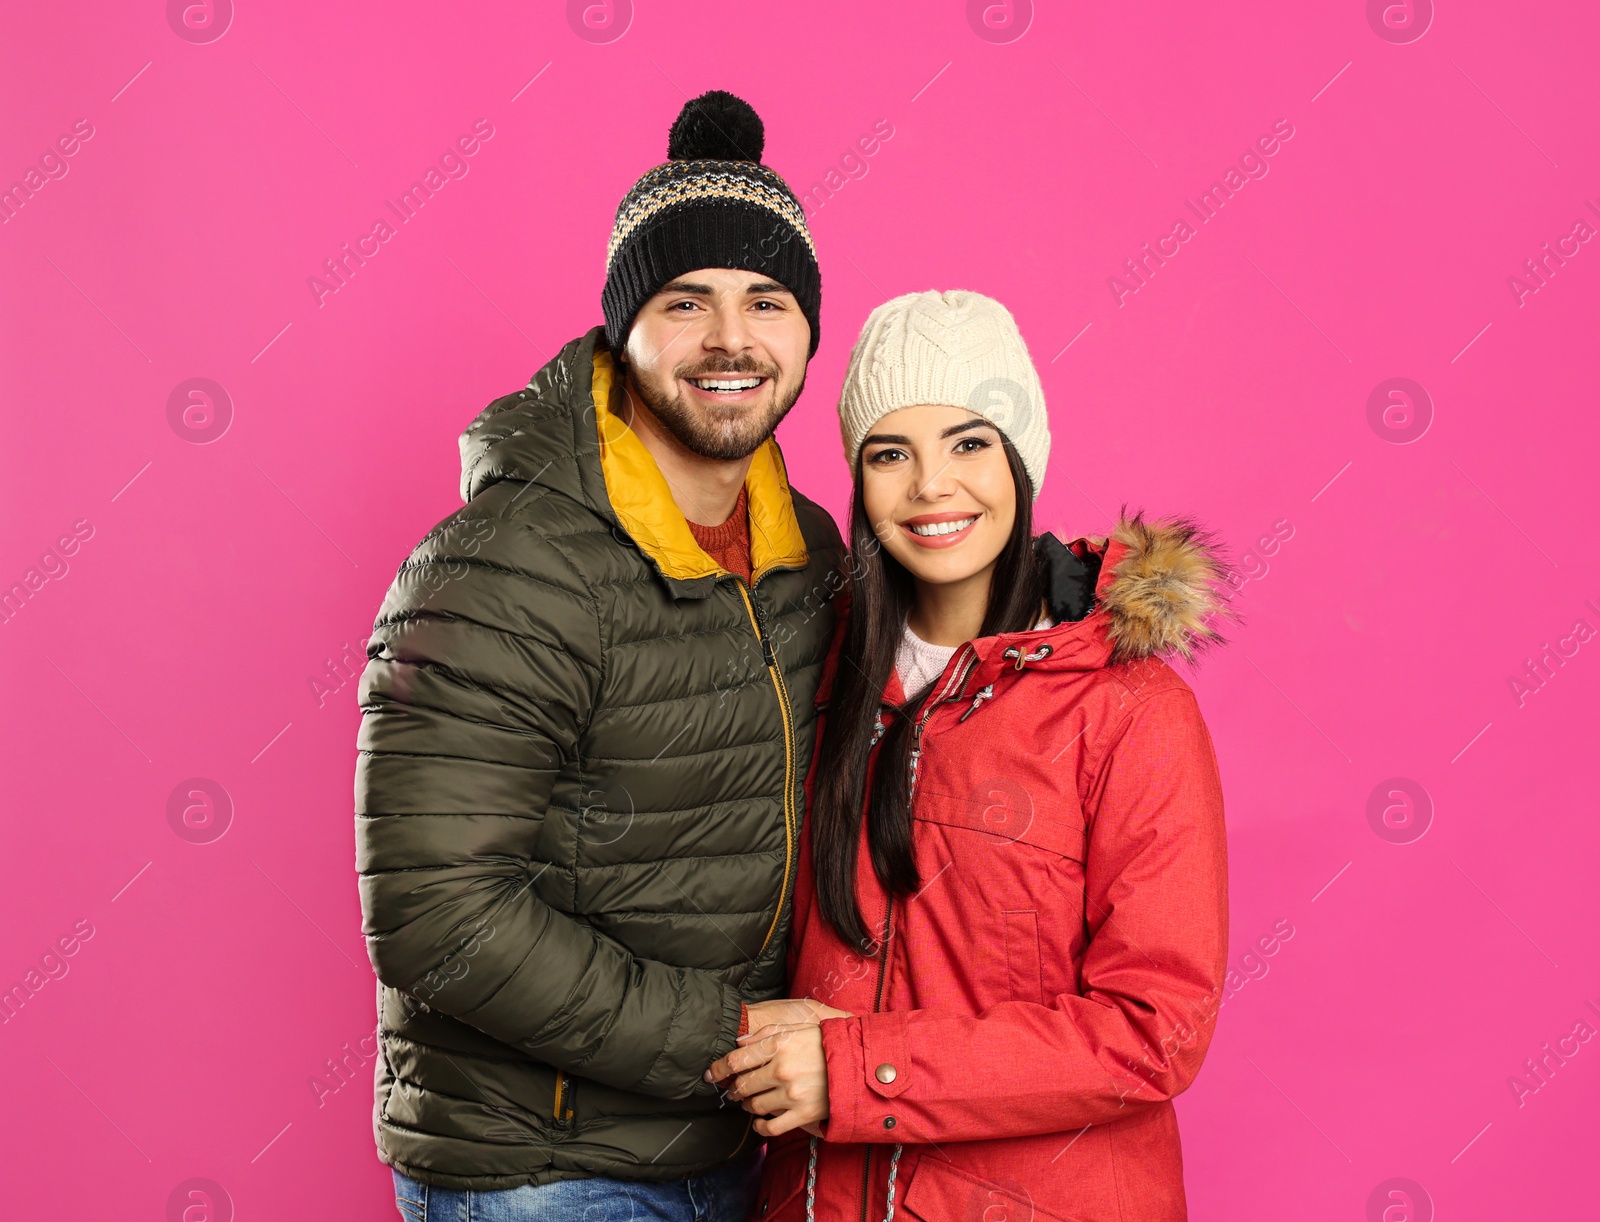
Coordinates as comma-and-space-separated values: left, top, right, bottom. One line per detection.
702, 301, 754, 355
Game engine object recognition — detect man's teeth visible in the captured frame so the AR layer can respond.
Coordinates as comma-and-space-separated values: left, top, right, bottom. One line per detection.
909, 518, 977, 537
689, 377, 764, 392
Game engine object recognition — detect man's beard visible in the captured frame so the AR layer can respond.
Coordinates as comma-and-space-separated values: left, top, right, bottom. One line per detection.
625, 356, 806, 461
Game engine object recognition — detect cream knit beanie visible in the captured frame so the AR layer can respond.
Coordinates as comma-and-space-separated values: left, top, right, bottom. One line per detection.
838, 289, 1051, 500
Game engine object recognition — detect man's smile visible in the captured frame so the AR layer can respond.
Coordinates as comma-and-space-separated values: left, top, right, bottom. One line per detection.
683, 374, 770, 402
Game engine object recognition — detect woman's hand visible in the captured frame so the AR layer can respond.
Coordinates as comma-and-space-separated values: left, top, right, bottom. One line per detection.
706, 1022, 832, 1138
743, 998, 854, 1029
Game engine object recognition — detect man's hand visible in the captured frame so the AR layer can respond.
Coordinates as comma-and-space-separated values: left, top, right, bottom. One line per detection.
707, 1022, 830, 1138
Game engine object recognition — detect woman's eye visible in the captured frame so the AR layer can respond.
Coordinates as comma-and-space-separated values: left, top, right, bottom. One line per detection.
866, 448, 905, 465
954, 437, 990, 454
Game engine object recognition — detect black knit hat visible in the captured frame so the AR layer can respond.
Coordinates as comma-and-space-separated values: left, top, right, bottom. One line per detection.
602, 91, 822, 358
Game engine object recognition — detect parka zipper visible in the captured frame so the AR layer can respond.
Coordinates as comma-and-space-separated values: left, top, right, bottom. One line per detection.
552, 1069, 574, 1127
736, 580, 798, 961
856, 646, 980, 1222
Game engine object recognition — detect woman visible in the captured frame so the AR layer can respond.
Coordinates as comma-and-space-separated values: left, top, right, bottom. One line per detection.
706, 290, 1231, 1221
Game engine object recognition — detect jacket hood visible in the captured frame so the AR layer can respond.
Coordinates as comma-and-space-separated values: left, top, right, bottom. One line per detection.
458, 327, 607, 511
1094, 510, 1233, 664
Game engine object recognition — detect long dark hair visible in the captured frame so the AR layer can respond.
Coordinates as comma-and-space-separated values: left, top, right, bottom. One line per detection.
811, 437, 1047, 950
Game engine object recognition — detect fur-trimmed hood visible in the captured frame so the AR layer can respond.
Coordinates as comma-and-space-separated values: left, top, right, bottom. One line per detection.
1094, 511, 1233, 663
1002, 510, 1234, 679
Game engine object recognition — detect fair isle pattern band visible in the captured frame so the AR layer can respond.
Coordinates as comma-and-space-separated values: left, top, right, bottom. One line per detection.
605, 160, 816, 271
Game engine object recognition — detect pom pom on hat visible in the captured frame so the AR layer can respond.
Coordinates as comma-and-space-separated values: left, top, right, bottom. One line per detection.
667, 90, 765, 162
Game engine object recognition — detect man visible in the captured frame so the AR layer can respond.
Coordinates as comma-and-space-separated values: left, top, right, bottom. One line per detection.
354, 90, 846, 1218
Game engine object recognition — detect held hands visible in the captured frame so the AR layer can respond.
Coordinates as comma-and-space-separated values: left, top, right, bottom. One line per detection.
744, 998, 853, 1030
705, 999, 853, 1138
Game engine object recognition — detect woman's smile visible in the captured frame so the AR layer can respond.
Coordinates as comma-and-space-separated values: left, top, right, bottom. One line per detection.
900, 511, 981, 548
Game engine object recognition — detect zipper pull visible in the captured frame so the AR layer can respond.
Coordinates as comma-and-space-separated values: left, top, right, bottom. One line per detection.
760, 634, 776, 667
959, 683, 995, 722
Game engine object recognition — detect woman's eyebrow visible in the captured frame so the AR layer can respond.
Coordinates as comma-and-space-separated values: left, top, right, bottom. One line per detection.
863, 418, 998, 448
940, 419, 999, 439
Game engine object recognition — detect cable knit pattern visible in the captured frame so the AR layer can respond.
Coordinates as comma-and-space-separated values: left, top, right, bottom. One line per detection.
837, 290, 1052, 499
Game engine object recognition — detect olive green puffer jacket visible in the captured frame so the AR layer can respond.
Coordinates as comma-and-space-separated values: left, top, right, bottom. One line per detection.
354, 326, 846, 1189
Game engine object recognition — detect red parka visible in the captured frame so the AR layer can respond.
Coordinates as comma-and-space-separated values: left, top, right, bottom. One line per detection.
753, 516, 1231, 1222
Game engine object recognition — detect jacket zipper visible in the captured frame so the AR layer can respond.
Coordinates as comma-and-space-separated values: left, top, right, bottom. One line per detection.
552, 1069, 574, 1127
546, 567, 802, 1136
736, 580, 798, 960
857, 646, 978, 1222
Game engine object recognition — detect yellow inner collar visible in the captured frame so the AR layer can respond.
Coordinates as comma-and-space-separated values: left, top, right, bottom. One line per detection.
590, 348, 810, 584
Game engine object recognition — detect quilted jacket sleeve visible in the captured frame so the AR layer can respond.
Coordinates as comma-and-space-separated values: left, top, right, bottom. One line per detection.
354, 508, 742, 1100
819, 683, 1229, 1143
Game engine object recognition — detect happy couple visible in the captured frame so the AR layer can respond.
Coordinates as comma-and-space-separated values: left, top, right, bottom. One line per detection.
355, 90, 1230, 1222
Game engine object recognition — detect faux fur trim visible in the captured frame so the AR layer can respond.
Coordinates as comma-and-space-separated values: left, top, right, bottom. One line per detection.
1098, 508, 1234, 663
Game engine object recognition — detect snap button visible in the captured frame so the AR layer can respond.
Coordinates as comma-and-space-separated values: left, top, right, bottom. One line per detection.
875, 1063, 897, 1084
883, 1115, 897, 1129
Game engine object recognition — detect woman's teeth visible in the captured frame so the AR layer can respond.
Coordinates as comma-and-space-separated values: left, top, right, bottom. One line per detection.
689, 377, 764, 392
908, 517, 976, 537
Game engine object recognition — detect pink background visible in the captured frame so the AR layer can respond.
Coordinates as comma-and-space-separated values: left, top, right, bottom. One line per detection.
3, 2, 1596, 1218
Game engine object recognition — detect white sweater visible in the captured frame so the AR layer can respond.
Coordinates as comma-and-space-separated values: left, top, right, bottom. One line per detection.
893, 613, 1055, 698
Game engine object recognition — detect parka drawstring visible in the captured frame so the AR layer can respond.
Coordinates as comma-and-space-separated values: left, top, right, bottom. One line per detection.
1002, 642, 1054, 671
806, 1135, 902, 1222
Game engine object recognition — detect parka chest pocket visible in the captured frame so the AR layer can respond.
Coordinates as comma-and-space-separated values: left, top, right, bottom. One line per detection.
916, 774, 1088, 863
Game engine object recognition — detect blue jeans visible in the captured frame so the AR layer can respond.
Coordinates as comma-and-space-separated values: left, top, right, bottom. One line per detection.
391, 1153, 762, 1222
